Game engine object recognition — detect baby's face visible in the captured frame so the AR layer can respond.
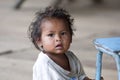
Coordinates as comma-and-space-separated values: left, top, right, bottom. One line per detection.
39, 18, 72, 55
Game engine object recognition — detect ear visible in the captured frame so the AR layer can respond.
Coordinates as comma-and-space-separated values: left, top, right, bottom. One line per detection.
36, 38, 43, 46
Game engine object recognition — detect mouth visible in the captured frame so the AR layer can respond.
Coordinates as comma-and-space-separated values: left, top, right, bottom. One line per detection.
56, 44, 63, 49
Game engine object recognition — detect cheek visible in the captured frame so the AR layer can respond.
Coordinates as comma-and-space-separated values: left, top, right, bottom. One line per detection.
65, 35, 72, 42
42, 38, 54, 46
63, 36, 72, 45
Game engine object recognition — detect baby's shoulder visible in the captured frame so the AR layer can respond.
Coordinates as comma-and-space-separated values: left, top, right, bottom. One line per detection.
66, 51, 76, 56
66, 51, 79, 61
33, 52, 50, 68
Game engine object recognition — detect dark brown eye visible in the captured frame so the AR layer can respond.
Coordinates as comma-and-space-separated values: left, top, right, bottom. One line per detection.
61, 31, 66, 35
48, 33, 54, 37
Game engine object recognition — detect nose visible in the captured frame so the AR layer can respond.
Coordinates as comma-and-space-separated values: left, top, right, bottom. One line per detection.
55, 34, 61, 42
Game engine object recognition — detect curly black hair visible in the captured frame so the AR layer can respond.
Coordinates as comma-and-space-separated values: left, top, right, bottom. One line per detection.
28, 7, 74, 51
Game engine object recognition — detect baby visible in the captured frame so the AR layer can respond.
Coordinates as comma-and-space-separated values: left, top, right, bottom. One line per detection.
28, 7, 103, 80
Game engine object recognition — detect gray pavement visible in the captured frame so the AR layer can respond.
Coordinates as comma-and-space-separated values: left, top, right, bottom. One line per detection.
0, 0, 120, 80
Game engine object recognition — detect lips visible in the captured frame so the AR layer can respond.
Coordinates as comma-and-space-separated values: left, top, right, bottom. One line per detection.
56, 44, 63, 49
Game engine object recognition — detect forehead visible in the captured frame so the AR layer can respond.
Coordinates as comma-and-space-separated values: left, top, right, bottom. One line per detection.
41, 18, 69, 31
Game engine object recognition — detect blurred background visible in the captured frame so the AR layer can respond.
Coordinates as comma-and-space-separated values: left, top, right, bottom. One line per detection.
0, 0, 120, 80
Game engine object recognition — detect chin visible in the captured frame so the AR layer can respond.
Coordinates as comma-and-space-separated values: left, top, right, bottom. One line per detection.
55, 50, 66, 54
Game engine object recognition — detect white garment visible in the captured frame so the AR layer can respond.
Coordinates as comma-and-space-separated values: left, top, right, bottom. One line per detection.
33, 51, 86, 80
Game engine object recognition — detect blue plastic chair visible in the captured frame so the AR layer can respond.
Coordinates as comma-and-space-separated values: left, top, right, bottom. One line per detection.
94, 37, 120, 80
